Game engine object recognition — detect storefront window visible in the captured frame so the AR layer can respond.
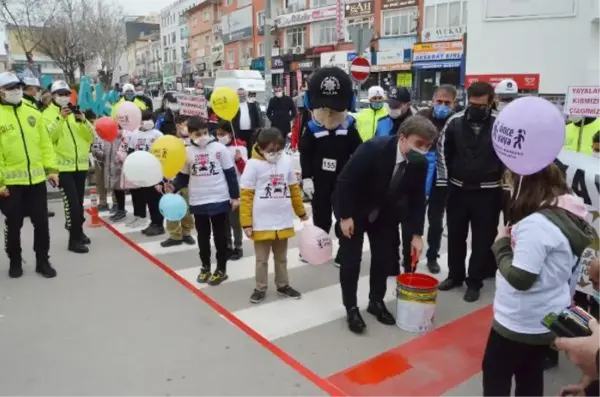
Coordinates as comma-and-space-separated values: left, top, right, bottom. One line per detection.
382, 8, 417, 37
311, 20, 336, 46
436, 3, 448, 27
285, 27, 306, 50
423, 0, 468, 28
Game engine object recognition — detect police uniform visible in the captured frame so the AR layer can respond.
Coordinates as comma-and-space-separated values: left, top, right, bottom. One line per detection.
0, 72, 58, 278
43, 81, 95, 254
299, 67, 362, 234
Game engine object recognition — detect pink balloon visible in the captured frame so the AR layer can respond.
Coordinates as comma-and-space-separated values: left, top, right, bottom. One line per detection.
115, 101, 142, 131
299, 224, 333, 266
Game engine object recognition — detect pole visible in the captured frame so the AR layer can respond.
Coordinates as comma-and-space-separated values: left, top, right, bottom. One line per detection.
264, 0, 273, 126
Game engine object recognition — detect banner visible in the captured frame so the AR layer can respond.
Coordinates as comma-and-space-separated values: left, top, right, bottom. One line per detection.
178, 94, 208, 118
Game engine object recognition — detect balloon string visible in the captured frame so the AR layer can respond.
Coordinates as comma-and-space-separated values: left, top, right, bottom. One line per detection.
229, 121, 237, 141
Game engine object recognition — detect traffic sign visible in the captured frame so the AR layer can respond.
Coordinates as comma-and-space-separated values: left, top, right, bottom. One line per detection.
350, 57, 370, 83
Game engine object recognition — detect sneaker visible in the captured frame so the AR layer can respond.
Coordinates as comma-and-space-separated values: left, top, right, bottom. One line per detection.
98, 204, 110, 212
8, 261, 23, 278
109, 204, 118, 214
299, 254, 307, 263
144, 224, 165, 237
81, 233, 91, 245
126, 217, 147, 228
160, 238, 183, 247
196, 267, 211, 284
277, 285, 301, 299
109, 210, 126, 222
426, 260, 441, 274
36, 260, 57, 278
230, 248, 243, 261
463, 287, 480, 303
249, 289, 266, 304
182, 235, 196, 245
208, 269, 228, 286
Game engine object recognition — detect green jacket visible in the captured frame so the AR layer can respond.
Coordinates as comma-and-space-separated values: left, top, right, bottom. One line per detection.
43, 103, 94, 172
0, 102, 58, 189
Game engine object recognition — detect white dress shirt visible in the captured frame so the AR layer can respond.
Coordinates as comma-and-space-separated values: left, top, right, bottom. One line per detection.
239, 102, 251, 130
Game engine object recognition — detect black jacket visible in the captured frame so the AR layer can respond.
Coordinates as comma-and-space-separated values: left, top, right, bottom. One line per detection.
267, 95, 296, 134
232, 102, 262, 135
390, 106, 419, 136
299, 116, 362, 181
154, 108, 177, 135
436, 110, 504, 189
333, 136, 427, 235
136, 95, 154, 111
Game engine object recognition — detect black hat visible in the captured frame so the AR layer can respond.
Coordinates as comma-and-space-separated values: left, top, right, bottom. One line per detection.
307, 66, 353, 112
387, 86, 411, 105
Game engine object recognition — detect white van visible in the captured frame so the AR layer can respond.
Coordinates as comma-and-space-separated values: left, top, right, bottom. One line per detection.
214, 70, 267, 112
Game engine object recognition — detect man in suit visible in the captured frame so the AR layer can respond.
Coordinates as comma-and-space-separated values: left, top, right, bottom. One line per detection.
266, 85, 296, 139
232, 88, 262, 153
334, 115, 438, 334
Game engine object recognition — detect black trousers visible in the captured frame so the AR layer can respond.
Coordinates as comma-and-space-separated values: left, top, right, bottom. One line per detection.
131, 187, 163, 226
113, 189, 126, 211
312, 177, 335, 234
482, 328, 546, 396
425, 183, 446, 262
195, 212, 228, 272
237, 129, 254, 155
446, 186, 502, 289
59, 171, 87, 242
337, 217, 394, 309
1, 183, 50, 263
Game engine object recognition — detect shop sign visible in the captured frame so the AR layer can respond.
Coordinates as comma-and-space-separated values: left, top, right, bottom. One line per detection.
298, 60, 314, 70
376, 49, 411, 65
275, 5, 336, 28
396, 72, 412, 87
422, 26, 466, 42
382, 0, 416, 11
311, 45, 335, 54
370, 63, 411, 72
345, 0, 373, 17
221, 6, 253, 44
321, 51, 353, 73
250, 56, 284, 72
412, 41, 463, 63
465, 74, 541, 91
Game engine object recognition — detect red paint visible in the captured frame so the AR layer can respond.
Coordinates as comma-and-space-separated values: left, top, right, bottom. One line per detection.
327, 305, 493, 396
91, 214, 345, 396
397, 273, 439, 289
465, 74, 541, 91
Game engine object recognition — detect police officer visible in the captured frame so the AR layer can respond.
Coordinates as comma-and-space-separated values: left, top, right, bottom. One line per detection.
494, 78, 519, 112
43, 81, 95, 254
354, 86, 393, 141
111, 83, 148, 118
0, 72, 58, 278
299, 67, 362, 262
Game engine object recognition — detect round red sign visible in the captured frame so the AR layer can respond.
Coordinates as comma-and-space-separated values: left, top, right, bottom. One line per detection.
350, 57, 371, 83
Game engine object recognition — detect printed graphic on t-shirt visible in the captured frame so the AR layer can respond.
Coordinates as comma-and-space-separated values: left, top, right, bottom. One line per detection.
134, 138, 152, 151
260, 173, 289, 199
191, 153, 219, 176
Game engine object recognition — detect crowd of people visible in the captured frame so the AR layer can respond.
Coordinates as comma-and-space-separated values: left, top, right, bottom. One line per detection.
0, 66, 598, 396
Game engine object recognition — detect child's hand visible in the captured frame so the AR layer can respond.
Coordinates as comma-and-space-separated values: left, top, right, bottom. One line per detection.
300, 214, 308, 221
243, 227, 252, 238
155, 184, 163, 193
164, 183, 174, 193
230, 198, 240, 210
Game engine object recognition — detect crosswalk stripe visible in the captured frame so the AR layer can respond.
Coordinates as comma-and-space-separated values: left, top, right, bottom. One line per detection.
230, 252, 455, 342
175, 239, 372, 290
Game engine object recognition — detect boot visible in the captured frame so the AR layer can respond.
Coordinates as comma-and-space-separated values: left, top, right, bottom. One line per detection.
8, 260, 23, 278
68, 240, 89, 254
36, 258, 57, 278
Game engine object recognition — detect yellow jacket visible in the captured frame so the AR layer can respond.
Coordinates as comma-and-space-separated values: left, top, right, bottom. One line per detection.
564, 118, 600, 154
42, 103, 95, 172
111, 97, 148, 119
240, 145, 306, 241
0, 102, 58, 189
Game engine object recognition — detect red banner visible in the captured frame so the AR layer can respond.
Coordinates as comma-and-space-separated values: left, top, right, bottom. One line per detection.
465, 74, 540, 91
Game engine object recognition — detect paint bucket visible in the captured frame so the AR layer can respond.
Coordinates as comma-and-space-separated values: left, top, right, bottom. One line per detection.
395, 273, 439, 333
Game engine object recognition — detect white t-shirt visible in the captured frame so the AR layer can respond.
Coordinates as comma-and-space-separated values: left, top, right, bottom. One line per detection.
239, 154, 297, 231
127, 128, 163, 151
239, 102, 251, 130
494, 213, 580, 335
183, 140, 235, 206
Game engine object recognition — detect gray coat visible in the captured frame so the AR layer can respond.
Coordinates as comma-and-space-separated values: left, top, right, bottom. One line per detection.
91, 136, 124, 190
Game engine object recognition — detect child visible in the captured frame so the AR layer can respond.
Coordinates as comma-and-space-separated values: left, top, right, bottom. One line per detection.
170, 116, 240, 286
93, 129, 128, 222
482, 163, 594, 396
160, 115, 196, 247
216, 120, 247, 260
239, 127, 308, 304
126, 110, 165, 235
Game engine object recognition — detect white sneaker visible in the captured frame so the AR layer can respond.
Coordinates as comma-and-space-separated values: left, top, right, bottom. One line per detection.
126, 216, 147, 228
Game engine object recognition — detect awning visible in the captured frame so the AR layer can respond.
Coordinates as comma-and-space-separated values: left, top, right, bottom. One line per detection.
412, 61, 461, 70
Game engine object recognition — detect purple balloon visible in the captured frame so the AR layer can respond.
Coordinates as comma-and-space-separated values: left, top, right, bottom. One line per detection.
492, 96, 565, 176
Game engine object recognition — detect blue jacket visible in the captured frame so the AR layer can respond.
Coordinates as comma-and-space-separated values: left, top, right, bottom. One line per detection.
425, 150, 436, 198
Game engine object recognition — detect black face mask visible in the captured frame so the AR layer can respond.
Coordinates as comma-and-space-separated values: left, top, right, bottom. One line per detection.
467, 105, 489, 122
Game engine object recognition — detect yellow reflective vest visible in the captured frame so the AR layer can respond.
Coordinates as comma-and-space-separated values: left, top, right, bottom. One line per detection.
564, 118, 600, 154
0, 102, 58, 189
354, 107, 392, 141
43, 103, 95, 172
111, 97, 148, 119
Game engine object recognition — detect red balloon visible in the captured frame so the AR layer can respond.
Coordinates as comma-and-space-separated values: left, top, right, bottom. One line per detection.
95, 116, 118, 142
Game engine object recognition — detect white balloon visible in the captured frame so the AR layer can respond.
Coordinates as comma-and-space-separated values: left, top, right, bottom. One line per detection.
123, 151, 163, 187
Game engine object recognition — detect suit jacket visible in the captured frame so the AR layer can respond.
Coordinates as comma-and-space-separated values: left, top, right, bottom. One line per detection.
231, 102, 261, 135
333, 135, 427, 235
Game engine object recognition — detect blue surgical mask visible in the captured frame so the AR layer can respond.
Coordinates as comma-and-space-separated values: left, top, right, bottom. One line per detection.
371, 101, 383, 110
125, 93, 135, 101
433, 104, 451, 119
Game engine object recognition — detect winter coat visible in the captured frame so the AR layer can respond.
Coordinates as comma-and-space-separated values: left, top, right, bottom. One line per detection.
91, 136, 125, 190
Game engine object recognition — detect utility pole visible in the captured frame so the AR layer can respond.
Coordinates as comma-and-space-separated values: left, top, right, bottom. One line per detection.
263, 0, 273, 118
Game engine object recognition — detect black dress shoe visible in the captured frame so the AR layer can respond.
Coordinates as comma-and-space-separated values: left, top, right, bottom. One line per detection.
426, 260, 441, 274
9, 262, 23, 278
81, 233, 91, 245
438, 278, 462, 291
68, 242, 89, 254
36, 260, 57, 278
346, 307, 366, 334
463, 287, 480, 303
366, 301, 395, 325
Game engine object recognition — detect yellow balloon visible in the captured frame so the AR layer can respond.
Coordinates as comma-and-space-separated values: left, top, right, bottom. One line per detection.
210, 86, 239, 121
150, 135, 187, 179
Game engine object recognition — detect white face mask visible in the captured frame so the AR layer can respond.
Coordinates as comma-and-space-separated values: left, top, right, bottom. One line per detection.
264, 151, 282, 163
135, 90, 144, 96
218, 136, 231, 145
142, 120, 154, 130
55, 96, 70, 107
168, 103, 180, 112
248, 97, 256, 103
34, 91, 41, 101
275, 92, 283, 98
388, 108, 404, 119
2, 88, 23, 105
193, 135, 211, 147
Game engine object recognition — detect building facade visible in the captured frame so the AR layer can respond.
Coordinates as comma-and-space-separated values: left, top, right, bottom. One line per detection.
135, 33, 163, 88
4, 25, 64, 80
185, 0, 222, 84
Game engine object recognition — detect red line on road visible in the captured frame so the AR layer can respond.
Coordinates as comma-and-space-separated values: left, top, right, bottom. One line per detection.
94, 216, 345, 396
326, 305, 493, 396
